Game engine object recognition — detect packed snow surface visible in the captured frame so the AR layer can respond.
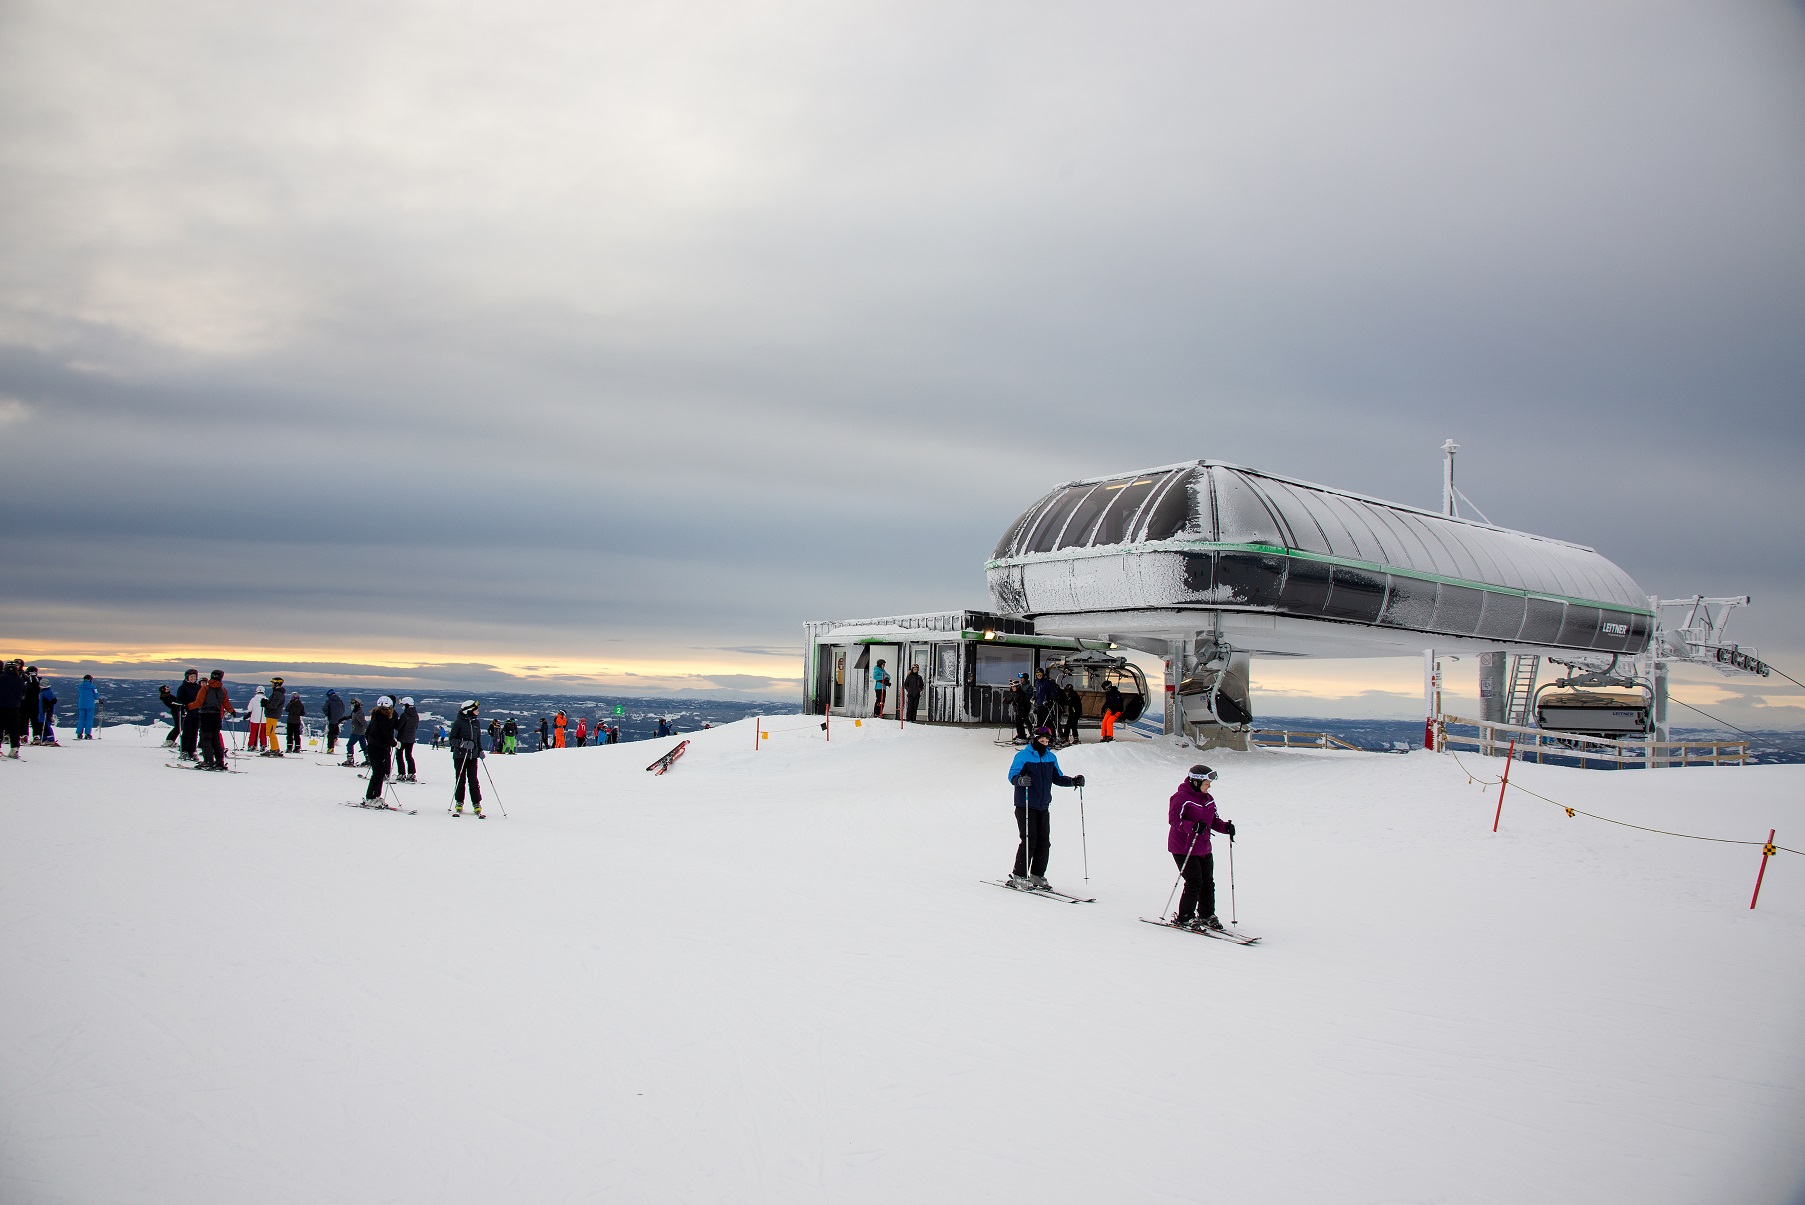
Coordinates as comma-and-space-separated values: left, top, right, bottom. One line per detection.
3, 721, 1802, 1204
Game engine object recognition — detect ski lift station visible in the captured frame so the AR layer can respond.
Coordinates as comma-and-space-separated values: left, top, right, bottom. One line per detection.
805, 444, 1771, 762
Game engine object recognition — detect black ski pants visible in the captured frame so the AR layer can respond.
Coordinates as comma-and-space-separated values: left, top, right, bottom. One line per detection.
1012, 805, 1051, 878
326, 718, 342, 752
453, 754, 483, 805
905, 691, 921, 722
1172, 851, 1216, 922
1060, 706, 1080, 743
198, 712, 226, 767
164, 704, 182, 742
364, 746, 392, 799
286, 720, 302, 752
0, 706, 19, 752
396, 741, 416, 777
180, 710, 199, 757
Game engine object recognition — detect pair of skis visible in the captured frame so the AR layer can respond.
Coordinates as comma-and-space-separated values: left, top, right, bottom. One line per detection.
340, 798, 417, 815
645, 740, 689, 775
1137, 918, 1261, 945
165, 762, 244, 774
982, 879, 1096, 904
986, 879, 1262, 944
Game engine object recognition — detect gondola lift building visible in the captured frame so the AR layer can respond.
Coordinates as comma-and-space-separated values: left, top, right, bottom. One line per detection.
805, 447, 1770, 752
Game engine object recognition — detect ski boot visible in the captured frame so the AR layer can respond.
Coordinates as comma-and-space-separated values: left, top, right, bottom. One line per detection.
1199, 914, 1225, 932
1006, 873, 1034, 889
1029, 874, 1051, 891
473, 807, 486, 819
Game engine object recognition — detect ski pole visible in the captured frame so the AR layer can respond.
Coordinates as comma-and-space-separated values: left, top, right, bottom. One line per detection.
480, 757, 509, 818
1078, 783, 1089, 882
1228, 833, 1237, 927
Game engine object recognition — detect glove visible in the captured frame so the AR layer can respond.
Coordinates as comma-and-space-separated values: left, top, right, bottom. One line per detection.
1072, 774, 1086, 788
1224, 821, 1236, 839
1015, 773, 1034, 788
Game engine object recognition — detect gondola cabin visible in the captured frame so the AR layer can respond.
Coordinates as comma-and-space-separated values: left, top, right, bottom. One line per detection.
1534, 685, 1652, 739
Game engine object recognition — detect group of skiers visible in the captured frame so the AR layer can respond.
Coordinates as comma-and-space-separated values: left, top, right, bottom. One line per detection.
1005, 669, 1125, 745
1005, 726, 1236, 932
0, 661, 68, 755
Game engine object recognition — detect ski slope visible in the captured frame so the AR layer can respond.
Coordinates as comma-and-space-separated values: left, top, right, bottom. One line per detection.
2, 720, 1801, 1204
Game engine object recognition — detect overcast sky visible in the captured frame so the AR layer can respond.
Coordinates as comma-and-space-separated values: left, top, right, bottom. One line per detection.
2, 1, 1802, 717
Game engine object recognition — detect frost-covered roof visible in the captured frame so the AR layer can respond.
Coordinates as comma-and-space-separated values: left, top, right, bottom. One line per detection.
989, 461, 1648, 612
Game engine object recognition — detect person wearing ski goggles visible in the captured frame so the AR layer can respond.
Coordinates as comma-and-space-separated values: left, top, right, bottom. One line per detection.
1168, 765, 1236, 931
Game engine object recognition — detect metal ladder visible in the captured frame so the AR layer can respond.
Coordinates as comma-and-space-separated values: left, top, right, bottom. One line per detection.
1505, 655, 1540, 726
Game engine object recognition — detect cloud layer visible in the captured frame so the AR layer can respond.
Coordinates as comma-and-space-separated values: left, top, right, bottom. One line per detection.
3, 1, 1803, 702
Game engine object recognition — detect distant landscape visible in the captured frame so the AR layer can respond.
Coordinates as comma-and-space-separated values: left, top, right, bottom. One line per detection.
48, 676, 1803, 763
49, 677, 799, 745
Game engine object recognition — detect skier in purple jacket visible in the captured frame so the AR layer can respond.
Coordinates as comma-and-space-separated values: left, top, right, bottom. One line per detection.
1168, 765, 1235, 931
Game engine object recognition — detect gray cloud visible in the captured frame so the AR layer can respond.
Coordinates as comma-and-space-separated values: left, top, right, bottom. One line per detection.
2, 2, 1803, 699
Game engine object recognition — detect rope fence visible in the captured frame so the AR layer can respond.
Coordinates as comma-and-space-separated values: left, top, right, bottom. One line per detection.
1446, 748, 1797, 908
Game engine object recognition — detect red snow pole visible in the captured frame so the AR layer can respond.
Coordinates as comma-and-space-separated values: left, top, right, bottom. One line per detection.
754, 717, 760, 751
1492, 739, 1516, 832
1750, 829, 1777, 910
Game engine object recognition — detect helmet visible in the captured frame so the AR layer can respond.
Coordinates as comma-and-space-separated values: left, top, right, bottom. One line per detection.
209, 669, 224, 679
1187, 764, 1219, 785
376, 696, 393, 708
400, 697, 414, 706
270, 676, 283, 684
460, 700, 479, 713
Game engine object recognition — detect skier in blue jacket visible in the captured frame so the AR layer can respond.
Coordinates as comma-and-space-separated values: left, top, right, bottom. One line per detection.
76, 674, 100, 739
872, 659, 892, 719
1005, 727, 1085, 890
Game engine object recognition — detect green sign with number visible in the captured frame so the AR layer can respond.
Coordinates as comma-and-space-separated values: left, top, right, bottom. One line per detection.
614, 705, 625, 716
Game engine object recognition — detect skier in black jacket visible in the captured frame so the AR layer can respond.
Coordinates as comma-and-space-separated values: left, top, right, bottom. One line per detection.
174, 669, 202, 760
904, 665, 925, 723
22, 667, 42, 743
159, 684, 183, 746
1009, 675, 1032, 742
323, 689, 347, 754
395, 697, 420, 781
363, 697, 398, 801
188, 670, 236, 770
1059, 682, 1082, 745
448, 700, 486, 817
262, 678, 287, 757
284, 692, 305, 752
0, 659, 25, 758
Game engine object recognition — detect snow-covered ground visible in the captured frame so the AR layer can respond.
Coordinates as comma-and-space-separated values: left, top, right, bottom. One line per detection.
3, 720, 1801, 1204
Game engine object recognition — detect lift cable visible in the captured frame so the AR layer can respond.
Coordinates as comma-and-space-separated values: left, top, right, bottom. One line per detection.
1667, 697, 1759, 740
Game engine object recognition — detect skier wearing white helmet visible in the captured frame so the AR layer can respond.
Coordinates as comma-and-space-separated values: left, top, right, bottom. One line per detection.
448, 700, 486, 818
395, 697, 420, 782
1167, 765, 1236, 931
362, 697, 399, 801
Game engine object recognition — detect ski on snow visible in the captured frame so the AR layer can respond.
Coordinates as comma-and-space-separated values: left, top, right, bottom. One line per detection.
340, 799, 417, 815
165, 762, 246, 774
1138, 918, 1262, 945
645, 740, 689, 775
983, 879, 1096, 904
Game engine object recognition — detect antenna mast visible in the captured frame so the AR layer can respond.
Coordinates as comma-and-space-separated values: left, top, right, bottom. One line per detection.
1441, 439, 1459, 517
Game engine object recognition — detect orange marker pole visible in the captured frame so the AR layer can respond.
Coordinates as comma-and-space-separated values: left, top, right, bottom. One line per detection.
1492, 739, 1516, 832
755, 716, 761, 751
1750, 829, 1777, 910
